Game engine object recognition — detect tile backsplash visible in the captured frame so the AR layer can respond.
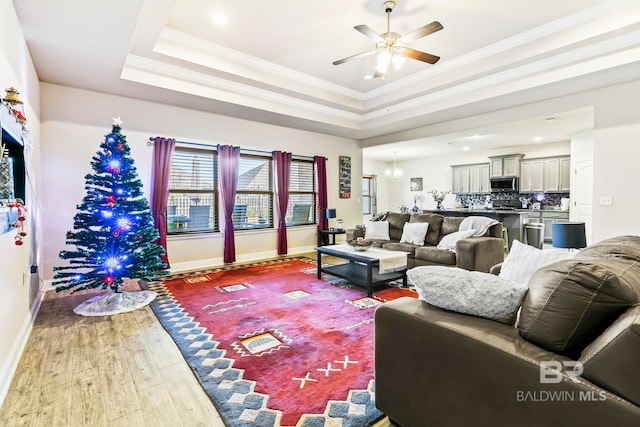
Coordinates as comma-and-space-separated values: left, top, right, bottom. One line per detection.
457, 192, 570, 208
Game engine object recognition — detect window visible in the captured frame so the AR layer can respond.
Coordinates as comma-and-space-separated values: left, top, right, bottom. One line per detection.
362, 175, 376, 215
286, 159, 315, 226
167, 146, 217, 233
235, 154, 272, 230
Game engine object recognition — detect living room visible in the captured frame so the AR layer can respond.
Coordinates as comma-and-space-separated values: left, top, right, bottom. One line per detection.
2, 1, 640, 426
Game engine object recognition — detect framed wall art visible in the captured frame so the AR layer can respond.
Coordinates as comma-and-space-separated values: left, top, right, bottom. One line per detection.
339, 155, 351, 198
410, 177, 423, 191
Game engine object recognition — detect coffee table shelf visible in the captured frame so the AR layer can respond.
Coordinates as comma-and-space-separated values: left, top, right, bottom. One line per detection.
315, 246, 407, 297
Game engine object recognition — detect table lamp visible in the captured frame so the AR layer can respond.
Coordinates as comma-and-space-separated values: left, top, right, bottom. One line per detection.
552, 222, 587, 250
325, 208, 336, 230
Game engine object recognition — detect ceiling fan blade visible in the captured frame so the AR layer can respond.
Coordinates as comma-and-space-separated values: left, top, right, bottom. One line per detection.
397, 47, 440, 64
332, 49, 378, 66
354, 25, 384, 43
398, 21, 443, 44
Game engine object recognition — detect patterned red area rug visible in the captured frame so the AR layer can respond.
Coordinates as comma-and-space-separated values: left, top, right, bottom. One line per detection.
147, 257, 416, 427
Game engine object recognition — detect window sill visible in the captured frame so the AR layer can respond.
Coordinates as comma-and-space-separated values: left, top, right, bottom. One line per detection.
167, 231, 222, 241
166, 224, 317, 240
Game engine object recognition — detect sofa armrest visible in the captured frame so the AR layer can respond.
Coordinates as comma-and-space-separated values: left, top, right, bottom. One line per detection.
346, 227, 365, 240
490, 261, 503, 275
374, 298, 640, 427
455, 237, 504, 273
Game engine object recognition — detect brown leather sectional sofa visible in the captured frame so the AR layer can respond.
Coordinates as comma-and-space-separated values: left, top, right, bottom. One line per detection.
354, 212, 504, 272
374, 235, 640, 426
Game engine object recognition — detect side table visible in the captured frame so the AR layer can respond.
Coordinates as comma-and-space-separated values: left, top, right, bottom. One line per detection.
318, 229, 346, 246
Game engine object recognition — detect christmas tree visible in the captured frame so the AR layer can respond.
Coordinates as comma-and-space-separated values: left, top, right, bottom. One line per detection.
53, 118, 168, 303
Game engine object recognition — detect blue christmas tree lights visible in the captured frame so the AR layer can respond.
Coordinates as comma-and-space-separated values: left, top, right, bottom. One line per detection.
53, 119, 168, 294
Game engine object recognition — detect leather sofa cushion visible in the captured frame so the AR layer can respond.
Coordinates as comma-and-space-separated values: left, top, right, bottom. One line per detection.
383, 242, 417, 258
371, 240, 390, 248
440, 217, 464, 237
414, 246, 456, 266
577, 235, 640, 262
409, 213, 444, 246
579, 305, 640, 407
385, 212, 411, 241
518, 255, 640, 358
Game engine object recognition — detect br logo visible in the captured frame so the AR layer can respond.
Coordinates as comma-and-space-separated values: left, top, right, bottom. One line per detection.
540, 360, 584, 383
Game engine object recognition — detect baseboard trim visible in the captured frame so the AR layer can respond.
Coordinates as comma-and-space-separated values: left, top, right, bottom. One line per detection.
40, 246, 318, 289
169, 246, 317, 273
0, 288, 46, 407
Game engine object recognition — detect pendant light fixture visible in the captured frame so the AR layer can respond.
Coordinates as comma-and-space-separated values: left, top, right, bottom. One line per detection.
385, 152, 402, 179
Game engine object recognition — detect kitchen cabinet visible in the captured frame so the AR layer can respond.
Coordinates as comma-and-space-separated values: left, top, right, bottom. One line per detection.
469, 163, 490, 193
559, 157, 571, 191
519, 155, 571, 193
543, 156, 571, 192
520, 159, 544, 192
542, 210, 570, 242
452, 165, 470, 194
452, 163, 489, 194
489, 154, 524, 177
529, 210, 570, 242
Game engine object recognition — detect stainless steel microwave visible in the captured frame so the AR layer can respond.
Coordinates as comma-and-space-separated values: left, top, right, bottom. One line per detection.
490, 177, 519, 192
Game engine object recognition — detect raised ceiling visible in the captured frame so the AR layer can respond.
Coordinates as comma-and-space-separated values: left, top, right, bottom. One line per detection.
13, 0, 640, 159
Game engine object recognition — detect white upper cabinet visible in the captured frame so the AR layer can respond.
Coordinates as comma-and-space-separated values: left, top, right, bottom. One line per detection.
543, 156, 571, 192
519, 155, 570, 193
489, 154, 524, 177
452, 163, 488, 194
520, 159, 544, 192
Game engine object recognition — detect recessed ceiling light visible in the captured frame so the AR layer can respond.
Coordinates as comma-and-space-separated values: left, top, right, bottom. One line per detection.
462, 146, 470, 151
466, 134, 488, 140
212, 12, 229, 25
363, 75, 373, 80
533, 136, 543, 142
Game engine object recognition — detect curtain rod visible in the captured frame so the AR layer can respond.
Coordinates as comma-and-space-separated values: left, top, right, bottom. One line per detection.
147, 137, 320, 161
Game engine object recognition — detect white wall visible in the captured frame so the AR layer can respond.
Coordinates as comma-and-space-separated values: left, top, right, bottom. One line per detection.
592, 123, 640, 241
0, 1, 42, 406
40, 83, 362, 278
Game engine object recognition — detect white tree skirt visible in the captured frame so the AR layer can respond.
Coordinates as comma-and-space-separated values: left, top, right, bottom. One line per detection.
73, 290, 157, 316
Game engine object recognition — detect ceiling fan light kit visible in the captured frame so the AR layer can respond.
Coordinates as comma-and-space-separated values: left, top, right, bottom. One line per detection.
333, 0, 443, 78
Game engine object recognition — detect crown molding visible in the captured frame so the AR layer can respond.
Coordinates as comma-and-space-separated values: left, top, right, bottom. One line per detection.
121, 55, 365, 130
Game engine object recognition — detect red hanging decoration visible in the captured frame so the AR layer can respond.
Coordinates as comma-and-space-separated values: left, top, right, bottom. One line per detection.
8, 202, 27, 246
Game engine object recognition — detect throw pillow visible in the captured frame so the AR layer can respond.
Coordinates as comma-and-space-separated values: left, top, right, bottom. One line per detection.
436, 229, 477, 252
499, 239, 576, 286
364, 220, 390, 240
408, 266, 528, 324
399, 222, 429, 246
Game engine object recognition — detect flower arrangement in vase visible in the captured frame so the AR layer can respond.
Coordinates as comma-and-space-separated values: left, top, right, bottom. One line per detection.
429, 189, 451, 209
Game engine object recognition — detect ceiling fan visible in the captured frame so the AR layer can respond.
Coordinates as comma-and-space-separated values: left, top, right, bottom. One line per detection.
333, 0, 443, 77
